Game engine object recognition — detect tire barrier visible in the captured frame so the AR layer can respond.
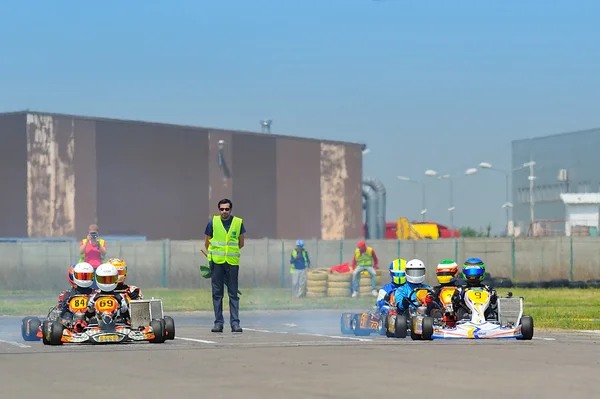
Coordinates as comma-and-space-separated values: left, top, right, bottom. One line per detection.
327, 272, 352, 298
483, 273, 600, 289
358, 270, 382, 296
306, 268, 328, 297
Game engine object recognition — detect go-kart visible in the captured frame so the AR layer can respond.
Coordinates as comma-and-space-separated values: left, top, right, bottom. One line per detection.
340, 309, 388, 336
384, 287, 430, 339
413, 287, 534, 340
42, 294, 175, 345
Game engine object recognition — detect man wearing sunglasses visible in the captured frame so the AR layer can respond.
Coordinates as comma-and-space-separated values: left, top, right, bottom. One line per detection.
205, 198, 246, 333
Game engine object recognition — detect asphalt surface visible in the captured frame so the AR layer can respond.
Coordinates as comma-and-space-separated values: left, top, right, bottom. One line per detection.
1, 310, 599, 399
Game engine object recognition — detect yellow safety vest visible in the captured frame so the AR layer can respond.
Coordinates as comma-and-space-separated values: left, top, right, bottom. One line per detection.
208, 216, 242, 266
79, 238, 106, 262
355, 247, 374, 267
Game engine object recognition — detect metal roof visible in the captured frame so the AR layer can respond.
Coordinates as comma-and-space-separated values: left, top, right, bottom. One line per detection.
560, 193, 600, 205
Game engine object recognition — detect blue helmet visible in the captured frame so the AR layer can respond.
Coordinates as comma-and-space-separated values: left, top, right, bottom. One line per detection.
462, 257, 486, 283
296, 239, 304, 247
389, 259, 406, 285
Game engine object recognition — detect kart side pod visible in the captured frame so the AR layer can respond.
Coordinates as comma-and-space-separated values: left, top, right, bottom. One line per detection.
129, 298, 175, 341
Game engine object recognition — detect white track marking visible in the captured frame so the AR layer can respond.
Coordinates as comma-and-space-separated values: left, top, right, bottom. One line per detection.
533, 337, 556, 341
245, 328, 373, 342
175, 337, 216, 344
0, 339, 31, 348
577, 330, 600, 334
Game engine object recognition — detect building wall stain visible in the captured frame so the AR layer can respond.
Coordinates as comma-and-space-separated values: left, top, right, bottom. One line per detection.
320, 143, 348, 240
26, 114, 75, 237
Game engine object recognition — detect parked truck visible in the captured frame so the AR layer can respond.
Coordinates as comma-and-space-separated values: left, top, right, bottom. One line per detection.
363, 217, 460, 240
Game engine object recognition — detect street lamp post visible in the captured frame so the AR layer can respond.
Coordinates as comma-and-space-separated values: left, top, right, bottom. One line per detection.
424, 170, 455, 231
478, 162, 512, 235
397, 176, 427, 222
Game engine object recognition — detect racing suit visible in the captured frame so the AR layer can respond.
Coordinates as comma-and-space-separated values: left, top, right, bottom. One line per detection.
85, 291, 131, 324
58, 286, 96, 331
115, 282, 143, 301
376, 282, 403, 315
57, 289, 69, 309
451, 283, 498, 320
392, 282, 432, 313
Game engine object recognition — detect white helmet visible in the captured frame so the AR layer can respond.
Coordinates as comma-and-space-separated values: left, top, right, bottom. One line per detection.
405, 259, 426, 284
95, 263, 119, 292
73, 262, 94, 288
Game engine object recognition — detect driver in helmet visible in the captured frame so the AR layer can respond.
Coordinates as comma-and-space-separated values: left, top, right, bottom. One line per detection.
376, 259, 406, 315
86, 263, 131, 323
57, 265, 78, 309
391, 259, 432, 313
58, 262, 96, 332
108, 258, 143, 301
451, 258, 498, 320
425, 260, 461, 324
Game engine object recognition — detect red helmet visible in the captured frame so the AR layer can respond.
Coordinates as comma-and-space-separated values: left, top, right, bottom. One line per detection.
67, 265, 76, 288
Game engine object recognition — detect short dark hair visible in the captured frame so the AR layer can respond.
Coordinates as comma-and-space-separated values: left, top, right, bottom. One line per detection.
218, 198, 233, 209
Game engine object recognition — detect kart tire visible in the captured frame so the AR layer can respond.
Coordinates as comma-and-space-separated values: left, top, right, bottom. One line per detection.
394, 315, 408, 339
421, 317, 434, 340
385, 314, 395, 338
45, 320, 64, 346
21, 316, 41, 342
410, 318, 422, 341
340, 313, 353, 335
163, 316, 175, 340
517, 315, 534, 340
351, 314, 371, 336
150, 319, 166, 343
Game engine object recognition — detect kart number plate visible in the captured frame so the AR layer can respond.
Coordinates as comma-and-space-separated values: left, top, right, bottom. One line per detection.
69, 297, 88, 312
439, 287, 456, 306
97, 334, 120, 342
95, 298, 118, 313
466, 289, 489, 304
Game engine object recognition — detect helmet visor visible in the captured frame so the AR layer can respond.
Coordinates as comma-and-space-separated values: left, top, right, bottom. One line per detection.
96, 274, 118, 285
74, 271, 94, 281
406, 268, 425, 278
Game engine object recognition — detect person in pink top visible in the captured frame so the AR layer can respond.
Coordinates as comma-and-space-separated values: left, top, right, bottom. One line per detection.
78, 224, 107, 269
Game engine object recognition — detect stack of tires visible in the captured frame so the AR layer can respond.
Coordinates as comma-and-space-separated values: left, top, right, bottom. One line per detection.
306, 269, 328, 298
357, 269, 382, 296
327, 272, 353, 297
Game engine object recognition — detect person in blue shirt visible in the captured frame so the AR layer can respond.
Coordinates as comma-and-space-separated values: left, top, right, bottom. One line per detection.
392, 259, 432, 313
376, 258, 406, 314
290, 239, 311, 298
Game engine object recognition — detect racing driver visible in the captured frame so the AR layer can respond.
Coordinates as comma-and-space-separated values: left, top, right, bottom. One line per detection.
376, 258, 406, 315
108, 258, 144, 301
86, 263, 131, 323
58, 262, 96, 332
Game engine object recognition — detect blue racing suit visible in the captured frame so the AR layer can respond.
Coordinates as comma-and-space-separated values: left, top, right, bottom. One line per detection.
392, 282, 432, 313
376, 282, 403, 314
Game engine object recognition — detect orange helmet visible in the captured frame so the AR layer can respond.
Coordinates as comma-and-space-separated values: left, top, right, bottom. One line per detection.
108, 258, 127, 283
67, 265, 76, 288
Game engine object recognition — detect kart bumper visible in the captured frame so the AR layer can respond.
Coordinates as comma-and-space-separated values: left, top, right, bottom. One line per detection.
61, 326, 156, 344
431, 322, 523, 339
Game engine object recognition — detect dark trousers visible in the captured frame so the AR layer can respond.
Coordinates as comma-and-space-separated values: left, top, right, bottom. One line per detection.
210, 262, 240, 326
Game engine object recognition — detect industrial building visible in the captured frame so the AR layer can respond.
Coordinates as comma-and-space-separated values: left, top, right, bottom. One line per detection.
0, 111, 373, 241
511, 127, 600, 236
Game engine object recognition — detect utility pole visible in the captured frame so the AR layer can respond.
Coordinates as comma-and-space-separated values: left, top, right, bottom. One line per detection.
526, 161, 536, 236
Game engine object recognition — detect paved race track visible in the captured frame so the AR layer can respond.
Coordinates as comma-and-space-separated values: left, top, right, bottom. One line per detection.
1, 310, 599, 399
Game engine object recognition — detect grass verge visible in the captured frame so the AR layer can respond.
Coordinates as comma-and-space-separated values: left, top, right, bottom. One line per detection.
1, 288, 598, 330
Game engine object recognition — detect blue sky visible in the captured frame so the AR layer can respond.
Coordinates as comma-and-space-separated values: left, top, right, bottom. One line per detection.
1, 0, 599, 234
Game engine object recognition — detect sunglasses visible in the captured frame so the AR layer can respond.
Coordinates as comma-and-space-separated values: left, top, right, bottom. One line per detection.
219, 208, 230, 211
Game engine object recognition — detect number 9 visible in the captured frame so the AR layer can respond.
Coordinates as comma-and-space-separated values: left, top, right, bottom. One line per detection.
474, 292, 482, 299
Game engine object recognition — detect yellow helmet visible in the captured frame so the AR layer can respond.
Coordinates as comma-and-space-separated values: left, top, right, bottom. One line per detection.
108, 258, 127, 283
389, 258, 406, 285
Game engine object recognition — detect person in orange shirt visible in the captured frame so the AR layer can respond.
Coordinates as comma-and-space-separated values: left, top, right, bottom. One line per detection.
351, 240, 379, 297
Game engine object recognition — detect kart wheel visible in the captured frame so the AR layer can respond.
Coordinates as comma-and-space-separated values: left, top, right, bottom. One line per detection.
351, 314, 370, 336
163, 316, 175, 340
47, 320, 64, 346
21, 316, 41, 342
421, 317, 434, 340
517, 315, 534, 340
340, 313, 353, 335
150, 319, 166, 343
394, 315, 408, 339
410, 318, 422, 341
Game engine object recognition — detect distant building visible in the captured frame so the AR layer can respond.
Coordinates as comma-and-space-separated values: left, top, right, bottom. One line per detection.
511, 127, 600, 236
0, 111, 364, 240
560, 193, 600, 237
